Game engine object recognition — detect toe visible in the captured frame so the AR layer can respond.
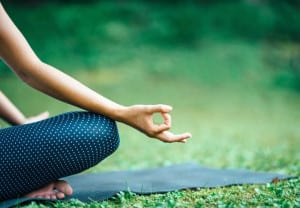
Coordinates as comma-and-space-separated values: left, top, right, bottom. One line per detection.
55, 180, 73, 196
42, 194, 51, 199
50, 194, 57, 200
56, 192, 65, 199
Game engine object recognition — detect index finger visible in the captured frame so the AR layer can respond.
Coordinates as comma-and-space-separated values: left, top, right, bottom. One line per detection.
162, 112, 171, 127
150, 113, 172, 134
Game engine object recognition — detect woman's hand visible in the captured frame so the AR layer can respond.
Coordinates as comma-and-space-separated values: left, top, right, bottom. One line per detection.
0, 91, 49, 125
24, 111, 49, 124
119, 104, 192, 143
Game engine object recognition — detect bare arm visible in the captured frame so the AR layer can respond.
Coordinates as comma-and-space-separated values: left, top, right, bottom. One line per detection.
0, 3, 123, 121
0, 3, 191, 142
0, 90, 26, 125
0, 90, 49, 125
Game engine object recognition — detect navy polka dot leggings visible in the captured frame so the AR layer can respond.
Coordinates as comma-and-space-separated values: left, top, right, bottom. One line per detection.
0, 111, 120, 201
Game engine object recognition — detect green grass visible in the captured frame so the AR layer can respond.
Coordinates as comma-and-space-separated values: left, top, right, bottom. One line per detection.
0, 1, 299, 207
20, 178, 300, 207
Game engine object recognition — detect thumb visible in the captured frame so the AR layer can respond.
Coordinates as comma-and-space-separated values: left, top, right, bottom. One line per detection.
148, 104, 173, 114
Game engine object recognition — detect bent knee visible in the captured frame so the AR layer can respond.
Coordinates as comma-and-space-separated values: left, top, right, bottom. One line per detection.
59, 111, 120, 156
82, 112, 120, 155
96, 117, 120, 155
57, 112, 120, 170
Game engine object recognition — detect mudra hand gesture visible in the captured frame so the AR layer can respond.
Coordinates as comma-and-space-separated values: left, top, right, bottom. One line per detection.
122, 104, 191, 143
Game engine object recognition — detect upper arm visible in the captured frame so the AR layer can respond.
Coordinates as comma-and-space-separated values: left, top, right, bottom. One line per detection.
0, 3, 41, 78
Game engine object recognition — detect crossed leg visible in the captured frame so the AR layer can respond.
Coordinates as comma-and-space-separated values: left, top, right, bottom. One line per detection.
0, 112, 120, 201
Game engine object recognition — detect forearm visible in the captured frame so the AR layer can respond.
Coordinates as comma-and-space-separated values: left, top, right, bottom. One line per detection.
0, 3, 125, 121
22, 61, 126, 121
0, 91, 26, 125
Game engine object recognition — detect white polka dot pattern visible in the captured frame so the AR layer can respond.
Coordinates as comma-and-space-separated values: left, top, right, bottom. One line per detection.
0, 111, 120, 201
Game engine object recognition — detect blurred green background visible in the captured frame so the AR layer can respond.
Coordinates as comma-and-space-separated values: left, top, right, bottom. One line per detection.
0, 0, 299, 176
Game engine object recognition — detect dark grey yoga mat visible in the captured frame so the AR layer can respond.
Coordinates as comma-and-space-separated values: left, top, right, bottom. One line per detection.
0, 163, 295, 208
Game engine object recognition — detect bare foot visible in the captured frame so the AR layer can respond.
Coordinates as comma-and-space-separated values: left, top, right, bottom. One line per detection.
25, 180, 73, 199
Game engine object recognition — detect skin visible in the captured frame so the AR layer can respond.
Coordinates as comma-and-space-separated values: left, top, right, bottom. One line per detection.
0, 90, 49, 125
0, 3, 192, 199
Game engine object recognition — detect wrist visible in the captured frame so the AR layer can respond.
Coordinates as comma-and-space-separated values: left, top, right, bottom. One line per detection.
110, 104, 128, 122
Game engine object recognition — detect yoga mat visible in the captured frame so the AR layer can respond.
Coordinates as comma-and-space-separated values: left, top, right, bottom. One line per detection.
0, 163, 295, 208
